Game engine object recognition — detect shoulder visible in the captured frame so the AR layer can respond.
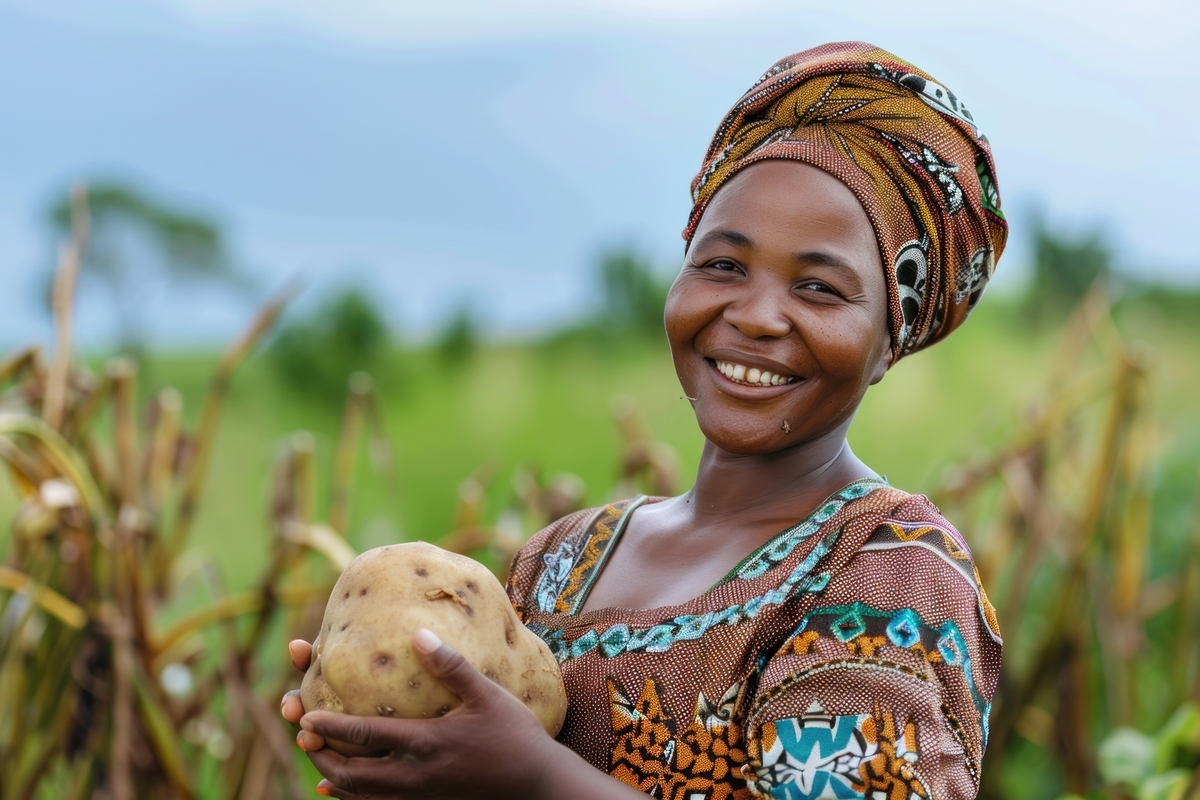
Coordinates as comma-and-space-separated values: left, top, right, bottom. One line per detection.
858, 491, 1002, 644
505, 499, 641, 618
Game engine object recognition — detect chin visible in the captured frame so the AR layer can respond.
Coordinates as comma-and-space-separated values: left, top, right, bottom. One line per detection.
695, 416, 794, 457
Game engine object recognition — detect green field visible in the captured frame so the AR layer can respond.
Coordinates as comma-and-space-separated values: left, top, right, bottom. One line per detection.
4, 292, 1199, 622
29, 296, 1190, 595
2, 293, 1198, 798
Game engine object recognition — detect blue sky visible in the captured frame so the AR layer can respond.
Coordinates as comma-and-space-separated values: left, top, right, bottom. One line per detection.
2, 0, 1197, 348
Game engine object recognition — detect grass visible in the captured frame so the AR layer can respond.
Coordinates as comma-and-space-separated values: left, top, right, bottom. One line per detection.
4, 295, 1196, 599
2, 292, 1198, 799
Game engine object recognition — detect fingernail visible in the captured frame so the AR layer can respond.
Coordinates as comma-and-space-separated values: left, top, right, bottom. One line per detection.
315, 788, 330, 797
296, 731, 307, 752
413, 628, 442, 654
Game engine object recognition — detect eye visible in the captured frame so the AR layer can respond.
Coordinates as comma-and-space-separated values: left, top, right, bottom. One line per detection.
691, 257, 744, 278
708, 259, 742, 273
796, 280, 840, 296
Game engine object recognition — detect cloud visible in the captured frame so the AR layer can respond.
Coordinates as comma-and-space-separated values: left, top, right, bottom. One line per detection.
149, 0, 1198, 57
157, 0, 782, 47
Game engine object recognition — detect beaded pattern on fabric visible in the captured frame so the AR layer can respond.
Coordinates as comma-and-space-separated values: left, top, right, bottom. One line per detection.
534, 501, 633, 615
778, 601, 991, 748
748, 702, 930, 799
506, 485, 1002, 799
529, 480, 887, 664
683, 41, 1009, 360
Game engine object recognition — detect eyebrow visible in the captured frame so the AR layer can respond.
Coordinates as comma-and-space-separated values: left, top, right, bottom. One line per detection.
794, 250, 858, 274
694, 228, 754, 249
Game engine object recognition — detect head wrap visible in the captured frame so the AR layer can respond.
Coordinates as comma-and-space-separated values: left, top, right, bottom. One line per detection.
684, 41, 1008, 358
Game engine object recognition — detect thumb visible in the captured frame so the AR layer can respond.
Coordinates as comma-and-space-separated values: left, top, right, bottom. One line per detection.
412, 629, 496, 707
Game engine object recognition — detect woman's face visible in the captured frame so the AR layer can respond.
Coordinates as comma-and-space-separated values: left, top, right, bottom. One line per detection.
665, 159, 892, 456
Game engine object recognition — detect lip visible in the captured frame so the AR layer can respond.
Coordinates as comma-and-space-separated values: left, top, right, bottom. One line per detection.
705, 349, 801, 380
705, 358, 804, 400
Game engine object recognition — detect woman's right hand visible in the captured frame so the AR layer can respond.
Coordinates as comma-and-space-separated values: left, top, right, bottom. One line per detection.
277, 636, 646, 800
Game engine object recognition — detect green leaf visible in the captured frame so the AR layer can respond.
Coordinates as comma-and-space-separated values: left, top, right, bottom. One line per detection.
132, 670, 195, 799
1154, 703, 1200, 773
1098, 727, 1156, 786
1137, 769, 1188, 800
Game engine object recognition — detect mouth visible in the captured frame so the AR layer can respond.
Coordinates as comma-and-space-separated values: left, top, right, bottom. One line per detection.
709, 358, 800, 388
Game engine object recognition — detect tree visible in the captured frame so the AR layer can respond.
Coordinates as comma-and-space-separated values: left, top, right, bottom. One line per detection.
1027, 213, 1114, 317
269, 288, 392, 404
46, 180, 244, 352
436, 300, 479, 364
599, 249, 670, 335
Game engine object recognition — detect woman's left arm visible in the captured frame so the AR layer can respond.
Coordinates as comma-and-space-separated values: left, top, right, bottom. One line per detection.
740, 522, 1003, 800
284, 630, 649, 800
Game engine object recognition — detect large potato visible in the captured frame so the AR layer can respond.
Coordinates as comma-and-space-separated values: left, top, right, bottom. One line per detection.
300, 542, 567, 755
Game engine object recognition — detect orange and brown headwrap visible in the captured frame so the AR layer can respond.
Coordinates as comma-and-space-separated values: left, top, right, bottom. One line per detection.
684, 41, 1008, 358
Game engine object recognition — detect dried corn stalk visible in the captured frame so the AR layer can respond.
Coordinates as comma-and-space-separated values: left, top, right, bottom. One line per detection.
934, 284, 1200, 797
0, 187, 390, 799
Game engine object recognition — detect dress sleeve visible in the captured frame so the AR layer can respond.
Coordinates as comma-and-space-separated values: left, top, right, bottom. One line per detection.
740, 514, 1002, 800
505, 507, 600, 621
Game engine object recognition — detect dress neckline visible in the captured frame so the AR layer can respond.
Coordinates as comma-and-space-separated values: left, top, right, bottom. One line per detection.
570, 475, 888, 617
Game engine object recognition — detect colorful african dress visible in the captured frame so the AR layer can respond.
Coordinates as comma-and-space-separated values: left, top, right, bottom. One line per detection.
506, 479, 1002, 799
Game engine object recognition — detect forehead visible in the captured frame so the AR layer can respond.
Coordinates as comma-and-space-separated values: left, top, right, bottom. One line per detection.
692, 160, 881, 269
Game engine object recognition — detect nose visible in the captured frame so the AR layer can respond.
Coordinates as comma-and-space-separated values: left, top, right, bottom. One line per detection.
722, 283, 793, 340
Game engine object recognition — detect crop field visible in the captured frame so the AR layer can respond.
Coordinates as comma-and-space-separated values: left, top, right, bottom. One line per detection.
0, 308, 1129, 570
46, 297, 1194, 595
2, 288, 1198, 799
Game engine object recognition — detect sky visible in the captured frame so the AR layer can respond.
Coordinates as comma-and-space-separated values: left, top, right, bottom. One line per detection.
1, 0, 1197, 348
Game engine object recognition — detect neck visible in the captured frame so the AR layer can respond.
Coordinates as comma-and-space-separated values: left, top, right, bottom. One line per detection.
680, 421, 874, 526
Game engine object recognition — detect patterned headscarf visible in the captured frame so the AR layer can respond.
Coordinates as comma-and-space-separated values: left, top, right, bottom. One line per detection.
684, 41, 1008, 358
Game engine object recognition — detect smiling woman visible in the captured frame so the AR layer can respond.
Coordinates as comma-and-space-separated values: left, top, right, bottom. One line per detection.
666, 161, 892, 460
282, 41, 1007, 800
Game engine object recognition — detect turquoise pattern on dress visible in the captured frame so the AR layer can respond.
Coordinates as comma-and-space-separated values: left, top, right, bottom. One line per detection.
789, 601, 990, 743
733, 479, 886, 581
529, 481, 890, 666
530, 526, 843, 664
763, 711, 875, 799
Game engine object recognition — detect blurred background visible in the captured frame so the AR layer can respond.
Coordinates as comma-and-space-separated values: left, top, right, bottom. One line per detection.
1, 1, 1199, 799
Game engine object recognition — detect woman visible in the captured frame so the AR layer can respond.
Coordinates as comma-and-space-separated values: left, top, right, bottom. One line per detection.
282, 41, 1007, 799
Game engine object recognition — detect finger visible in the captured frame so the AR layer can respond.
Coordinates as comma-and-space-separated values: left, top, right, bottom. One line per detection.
315, 779, 404, 800
297, 728, 326, 752
289, 639, 313, 672
301, 710, 415, 753
411, 628, 495, 706
314, 779, 345, 799
281, 690, 305, 724
307, 749, 422, 796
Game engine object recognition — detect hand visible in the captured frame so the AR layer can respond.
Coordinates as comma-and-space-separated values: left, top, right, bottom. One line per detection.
279, 639, 312, 730
287, 629, 557, 800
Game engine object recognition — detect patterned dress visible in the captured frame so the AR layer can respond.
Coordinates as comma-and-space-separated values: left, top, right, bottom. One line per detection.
506, 479, 1002, 799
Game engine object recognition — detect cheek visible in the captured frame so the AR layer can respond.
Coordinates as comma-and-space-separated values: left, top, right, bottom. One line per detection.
806, 311, 887, 381
663, 281, 707, 346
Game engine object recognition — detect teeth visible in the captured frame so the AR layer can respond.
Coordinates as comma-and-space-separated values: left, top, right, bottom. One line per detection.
714, 360, 798, 387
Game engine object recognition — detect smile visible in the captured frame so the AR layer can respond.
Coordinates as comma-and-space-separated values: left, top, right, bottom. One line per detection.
713, 359, 799, 387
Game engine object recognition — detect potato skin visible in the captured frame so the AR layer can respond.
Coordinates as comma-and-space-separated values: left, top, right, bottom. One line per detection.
300, 542, 567, 756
